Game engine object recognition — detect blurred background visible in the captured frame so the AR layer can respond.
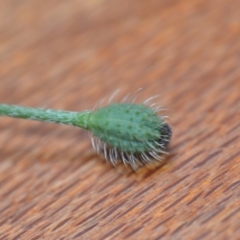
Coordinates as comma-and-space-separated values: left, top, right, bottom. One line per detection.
0, 0, 240, 239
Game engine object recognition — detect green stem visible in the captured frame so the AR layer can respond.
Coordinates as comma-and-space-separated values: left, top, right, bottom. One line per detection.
0, 104, 91, 130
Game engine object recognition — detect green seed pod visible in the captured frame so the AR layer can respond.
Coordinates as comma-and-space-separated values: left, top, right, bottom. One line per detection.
89, 102, 171, 169
0, 93, 172, 170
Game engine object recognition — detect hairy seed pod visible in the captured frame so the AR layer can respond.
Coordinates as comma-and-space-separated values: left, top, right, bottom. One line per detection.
0, 93, 172, 170
89, 103, 172, 170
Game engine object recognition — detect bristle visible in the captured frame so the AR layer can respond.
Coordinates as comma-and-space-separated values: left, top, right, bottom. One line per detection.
143, 95, 160, 105
108, 89, 120, 104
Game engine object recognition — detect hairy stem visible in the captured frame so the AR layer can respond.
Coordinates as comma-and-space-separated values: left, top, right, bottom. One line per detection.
0, 104, 91, 129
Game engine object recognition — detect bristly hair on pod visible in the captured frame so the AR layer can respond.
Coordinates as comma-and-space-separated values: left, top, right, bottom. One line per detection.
88, 89, 172, 171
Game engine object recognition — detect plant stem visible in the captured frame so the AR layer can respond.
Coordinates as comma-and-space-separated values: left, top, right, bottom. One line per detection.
0, 104, 91, 130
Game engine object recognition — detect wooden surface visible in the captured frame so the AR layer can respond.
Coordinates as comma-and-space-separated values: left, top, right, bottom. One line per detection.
0, 0, 240, 239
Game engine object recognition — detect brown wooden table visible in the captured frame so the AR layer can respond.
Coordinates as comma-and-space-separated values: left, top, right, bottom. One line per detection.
0, 0, 240, 239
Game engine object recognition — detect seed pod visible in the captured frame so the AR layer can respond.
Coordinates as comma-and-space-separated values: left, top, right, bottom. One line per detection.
0, 94, 172, 170
89, 103, 172, 170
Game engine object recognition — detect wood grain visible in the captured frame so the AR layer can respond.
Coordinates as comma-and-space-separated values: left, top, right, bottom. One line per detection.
0, 0, 240, 239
